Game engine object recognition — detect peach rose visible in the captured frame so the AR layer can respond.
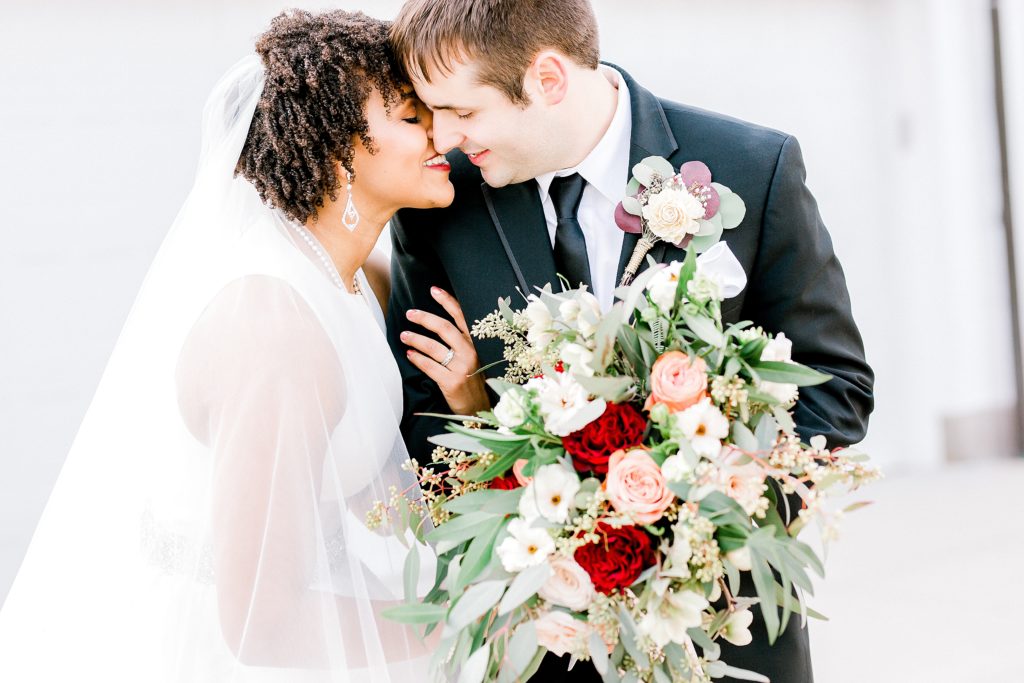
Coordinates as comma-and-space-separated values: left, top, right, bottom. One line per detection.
644, 351, 708, 413
512, 458, 532, 486
533, 610, 590, 658
605, 448, 674, 524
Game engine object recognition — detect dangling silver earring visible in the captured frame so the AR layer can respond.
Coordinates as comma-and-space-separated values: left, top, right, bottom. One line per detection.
342, 169, 360, 231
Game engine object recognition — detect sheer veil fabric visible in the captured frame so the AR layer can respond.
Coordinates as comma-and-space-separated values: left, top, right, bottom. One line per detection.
0, 56, 435, 681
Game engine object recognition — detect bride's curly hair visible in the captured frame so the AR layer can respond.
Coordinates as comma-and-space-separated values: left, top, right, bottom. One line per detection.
237, 9, 407, 224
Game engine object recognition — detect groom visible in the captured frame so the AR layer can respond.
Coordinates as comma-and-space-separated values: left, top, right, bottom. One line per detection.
386, 1, 874, 680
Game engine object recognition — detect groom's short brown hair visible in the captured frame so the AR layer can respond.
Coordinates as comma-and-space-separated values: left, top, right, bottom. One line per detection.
390, 0, 599, 106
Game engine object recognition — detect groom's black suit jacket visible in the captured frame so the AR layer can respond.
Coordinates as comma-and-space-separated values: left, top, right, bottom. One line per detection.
386, 65, 873, 683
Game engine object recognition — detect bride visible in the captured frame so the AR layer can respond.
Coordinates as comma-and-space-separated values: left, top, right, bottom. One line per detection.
0, 9, 482, 681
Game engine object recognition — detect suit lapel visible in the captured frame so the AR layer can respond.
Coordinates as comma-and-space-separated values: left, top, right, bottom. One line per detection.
481, 180, 558, 298
611, 64, 680, 282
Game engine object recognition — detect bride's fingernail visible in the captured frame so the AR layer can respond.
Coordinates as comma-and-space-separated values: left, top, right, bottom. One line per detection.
431, 287, 441, 296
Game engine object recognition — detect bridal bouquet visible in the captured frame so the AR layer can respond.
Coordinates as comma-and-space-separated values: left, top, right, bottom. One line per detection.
377, 245, 878, 683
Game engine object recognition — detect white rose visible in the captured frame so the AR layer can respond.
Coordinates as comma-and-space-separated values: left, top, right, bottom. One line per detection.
639, 589, 709, 647
660, 454, 692, 483
533, 610, 591, 658
726, 547, 752, 572
642, 187, 705, 244
676, 397, 730, 458
518, 464, 581, 524
758, 332, 799, 405
538, 555, 596, 611
524, 296, 556, 348
646, 262, 683, 310
721, 608, 754, 646
495, 518, 555, 573
493, 390, 527, 428
760, 332, 793, 362
534, 373, 606, 437
561, 342, 596, 377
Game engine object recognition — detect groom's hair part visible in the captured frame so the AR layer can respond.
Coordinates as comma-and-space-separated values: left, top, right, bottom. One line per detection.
391, 0, 599, 106
237, 9, 408, 224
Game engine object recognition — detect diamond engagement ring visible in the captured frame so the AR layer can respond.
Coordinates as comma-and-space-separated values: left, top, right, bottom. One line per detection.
440, 348, 455, 368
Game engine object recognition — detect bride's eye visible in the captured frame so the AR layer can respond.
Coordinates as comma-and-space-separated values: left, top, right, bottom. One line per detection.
456, 111, 473, 121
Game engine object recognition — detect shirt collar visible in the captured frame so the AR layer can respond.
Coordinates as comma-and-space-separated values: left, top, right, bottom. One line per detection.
536, 66, 633, 204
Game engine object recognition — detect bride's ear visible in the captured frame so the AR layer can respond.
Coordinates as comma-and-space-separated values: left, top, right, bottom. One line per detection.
528, 50, 569, 106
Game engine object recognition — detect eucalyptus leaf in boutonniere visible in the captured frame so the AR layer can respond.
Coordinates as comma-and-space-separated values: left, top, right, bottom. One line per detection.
615, 157, 747, 285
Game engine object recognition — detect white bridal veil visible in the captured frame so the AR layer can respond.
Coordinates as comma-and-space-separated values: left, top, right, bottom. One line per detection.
0, 56, 434, 682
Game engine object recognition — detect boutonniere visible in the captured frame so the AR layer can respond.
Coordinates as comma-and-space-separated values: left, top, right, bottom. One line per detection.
614, 157, 746, 285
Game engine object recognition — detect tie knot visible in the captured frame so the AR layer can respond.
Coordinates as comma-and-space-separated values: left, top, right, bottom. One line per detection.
548, 173, 587, 221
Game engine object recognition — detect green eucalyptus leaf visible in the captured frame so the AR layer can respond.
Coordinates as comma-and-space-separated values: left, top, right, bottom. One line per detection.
632, 163, 655, 186
711, 663, 769, 682
429, 431, 491, 454
775, 583, 828, 621
755, 414, 780, 451
696, 211, 724, 237
380, 602, 448, 624
681, 309, 725, 347
575, 374, 634, 402
507, 622, 540, 676
427, 512, 495, 546
443, 488, 523, 516
747, 361, 831, 386
448, 579, 508, 631
641, 156, 677, 177
730, 421, 758, 453
689, 220, 725, 253
498, 562, 552, 615
713, 184, 747, 230
589, 630, 610, 675
626, 177, 642, 196
457, 643, 490, 683
622, 195, 643, 216
686, 625, 720, 661
403, 544, 421, 604
748, 549, 781, 644
455, 516, 507, 590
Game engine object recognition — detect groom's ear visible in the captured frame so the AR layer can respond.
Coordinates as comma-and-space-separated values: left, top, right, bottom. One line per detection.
528, 51, 570, 106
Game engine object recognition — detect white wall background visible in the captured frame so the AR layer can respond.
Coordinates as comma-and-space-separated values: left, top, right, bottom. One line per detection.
1, 0, 1021, 677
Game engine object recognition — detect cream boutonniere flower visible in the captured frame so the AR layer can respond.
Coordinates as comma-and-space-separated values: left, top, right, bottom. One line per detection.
614, 157, 746, 285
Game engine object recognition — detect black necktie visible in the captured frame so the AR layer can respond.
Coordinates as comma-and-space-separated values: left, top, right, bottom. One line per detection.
548, 173, 593, 292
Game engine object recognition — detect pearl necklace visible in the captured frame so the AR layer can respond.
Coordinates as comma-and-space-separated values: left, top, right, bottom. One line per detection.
289, 222, 361, 295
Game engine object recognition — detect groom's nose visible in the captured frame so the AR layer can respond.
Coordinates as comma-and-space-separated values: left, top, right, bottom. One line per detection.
429, 111, 465, 155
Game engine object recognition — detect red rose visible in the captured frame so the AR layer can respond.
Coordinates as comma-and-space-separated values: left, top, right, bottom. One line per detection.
573, 522, 656, 595
562, 402, 647, 475
489, 471, 521, 490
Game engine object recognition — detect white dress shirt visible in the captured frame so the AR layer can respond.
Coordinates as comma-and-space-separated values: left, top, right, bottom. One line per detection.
536, 67, 632, 311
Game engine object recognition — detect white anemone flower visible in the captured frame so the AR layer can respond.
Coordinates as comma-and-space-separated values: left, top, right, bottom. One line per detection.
518, 464, 581, 524
676, 397, 730, 458
721, 608, 754, 646
495, 518, 556, 573
639, 589, 710, 647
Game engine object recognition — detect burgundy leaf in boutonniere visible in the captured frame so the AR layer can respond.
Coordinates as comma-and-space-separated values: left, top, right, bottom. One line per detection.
614, 157, 747, 285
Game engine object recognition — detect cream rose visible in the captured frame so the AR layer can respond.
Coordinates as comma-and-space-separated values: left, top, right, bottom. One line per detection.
538, 555, 596, 611
644, 351, 708, 413
642, 187, 705, 244
605, 448, 675, 525
533, 610, 591, 658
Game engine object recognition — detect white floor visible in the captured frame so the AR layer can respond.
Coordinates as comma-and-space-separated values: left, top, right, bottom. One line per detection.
809, 459, 1024, 682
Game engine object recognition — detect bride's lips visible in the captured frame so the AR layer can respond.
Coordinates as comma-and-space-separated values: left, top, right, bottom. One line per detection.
466, 149, 490, 166
422, 153, 451, 172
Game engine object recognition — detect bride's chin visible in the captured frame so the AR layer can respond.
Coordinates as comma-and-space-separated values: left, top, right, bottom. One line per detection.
414, 185, 455, 209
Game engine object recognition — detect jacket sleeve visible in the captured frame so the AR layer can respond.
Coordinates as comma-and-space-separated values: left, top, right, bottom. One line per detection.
386, 210, 457, 466
744, 135, 874, 447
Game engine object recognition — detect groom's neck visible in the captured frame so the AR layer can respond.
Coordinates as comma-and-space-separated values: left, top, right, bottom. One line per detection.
552, 66, 620, 171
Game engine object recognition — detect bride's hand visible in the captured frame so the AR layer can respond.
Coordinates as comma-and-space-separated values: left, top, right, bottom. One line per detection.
401, 287, 491, 416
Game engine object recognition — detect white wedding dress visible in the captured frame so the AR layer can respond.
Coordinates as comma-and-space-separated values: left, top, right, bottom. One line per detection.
0, 56, 435, 682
